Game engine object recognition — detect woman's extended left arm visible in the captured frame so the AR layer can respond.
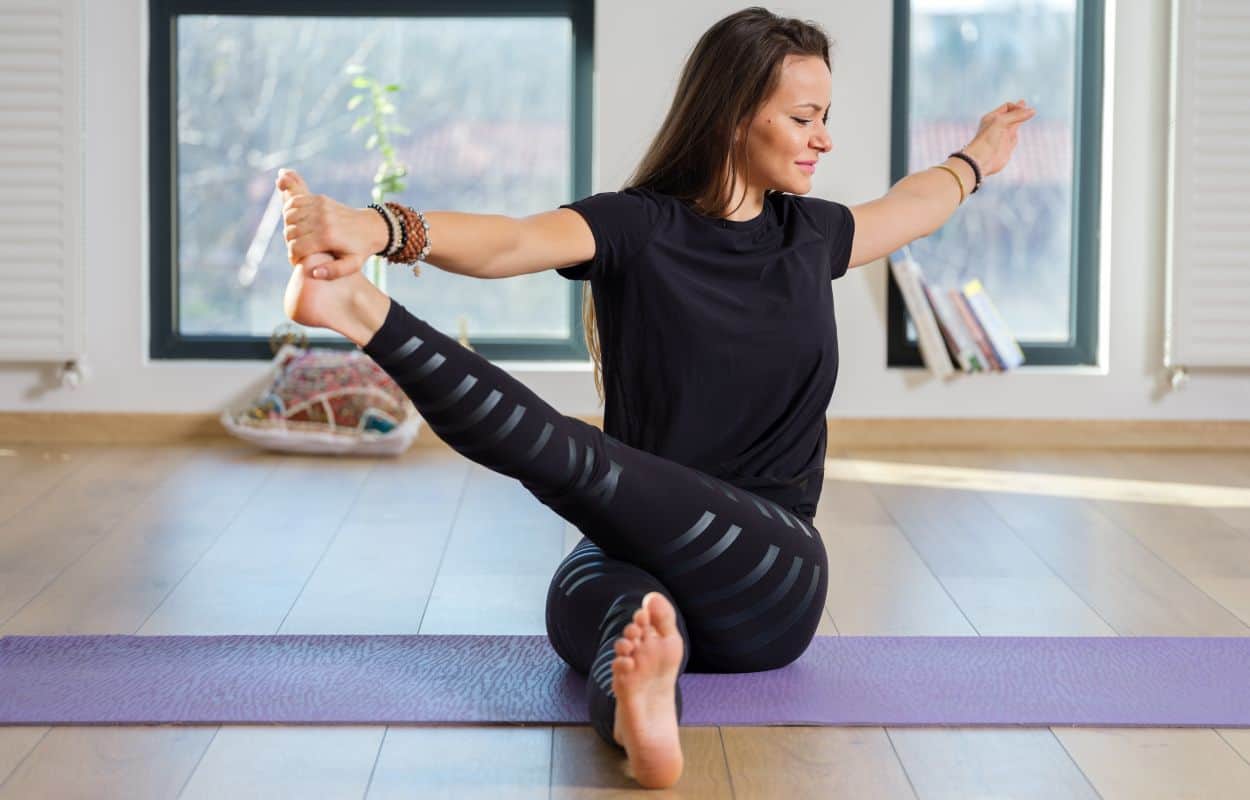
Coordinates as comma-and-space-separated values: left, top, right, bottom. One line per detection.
843, 99, 1037, 271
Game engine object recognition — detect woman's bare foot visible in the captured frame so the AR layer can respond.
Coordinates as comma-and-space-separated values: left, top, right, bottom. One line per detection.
283, 263, 389, 347
610, 591, 685, 789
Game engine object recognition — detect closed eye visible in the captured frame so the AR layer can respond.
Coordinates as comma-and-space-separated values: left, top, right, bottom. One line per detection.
792, 117, 829, 127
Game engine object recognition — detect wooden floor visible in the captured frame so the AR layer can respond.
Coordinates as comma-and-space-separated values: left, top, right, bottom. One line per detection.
1, 441, 1249, 799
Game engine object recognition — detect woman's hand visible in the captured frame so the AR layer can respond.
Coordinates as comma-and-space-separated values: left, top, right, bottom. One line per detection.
962, 99, 1037, 178
275, 168, 384, 280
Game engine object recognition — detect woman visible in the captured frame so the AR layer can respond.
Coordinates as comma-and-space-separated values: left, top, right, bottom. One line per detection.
276, 6, 1034, 789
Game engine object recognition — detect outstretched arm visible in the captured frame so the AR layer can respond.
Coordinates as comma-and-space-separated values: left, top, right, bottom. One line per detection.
278, 168, 552, 281
844, 99, 1036, 271
844, 155, 980, 269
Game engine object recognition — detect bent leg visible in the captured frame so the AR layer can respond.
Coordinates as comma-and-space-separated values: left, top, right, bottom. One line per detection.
546, 536, 690, 750
363, 298, 827, 672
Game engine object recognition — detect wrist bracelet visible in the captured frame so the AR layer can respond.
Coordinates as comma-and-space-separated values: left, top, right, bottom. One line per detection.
366, 202, 431, 277
933, 164, 966, 204
948, 150, 983, 193
367, 203, 398, 256
384, 202, 430, 278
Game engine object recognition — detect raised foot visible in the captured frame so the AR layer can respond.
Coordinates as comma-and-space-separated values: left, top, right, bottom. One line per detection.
611, 591, 685, 790
283, 264, 381, 347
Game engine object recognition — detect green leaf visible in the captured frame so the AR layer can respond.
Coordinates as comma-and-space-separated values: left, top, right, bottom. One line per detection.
380, 102, 396, 115
351, 76, 371, 88
385, 83, 401, 92
365, 133, 379, 150
346, 94, 365, 110
350, 116, 370, 133
345, 64, 365, 75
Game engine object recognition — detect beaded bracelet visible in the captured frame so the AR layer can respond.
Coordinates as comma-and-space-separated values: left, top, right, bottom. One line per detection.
388, 202, 430, 277
367, 203, 397, 256
366, 202, 431, 277
948, 150, 983, 194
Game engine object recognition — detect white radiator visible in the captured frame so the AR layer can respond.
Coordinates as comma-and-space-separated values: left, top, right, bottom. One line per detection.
0, 0, 87, 385
1164, 0, 1250, 389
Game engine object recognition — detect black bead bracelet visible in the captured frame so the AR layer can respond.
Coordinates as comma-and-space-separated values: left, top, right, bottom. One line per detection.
367, 203, 396, 257
950, 150, 980, 195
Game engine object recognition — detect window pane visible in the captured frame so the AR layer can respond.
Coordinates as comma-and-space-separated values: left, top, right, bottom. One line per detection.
906, 0, 1076, 343
175, 15, 573, 340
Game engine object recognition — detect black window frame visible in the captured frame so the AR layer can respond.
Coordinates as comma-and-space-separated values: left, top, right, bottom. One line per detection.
887, 0, 1104, 368
149, 0, 594, 361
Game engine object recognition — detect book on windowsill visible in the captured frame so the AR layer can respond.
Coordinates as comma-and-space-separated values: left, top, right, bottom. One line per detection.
960, 278, 1025, 370
889, 247, 1025, 375
949, 287, 1002, 371
889, 247, 954, 379
919, 268, 985, 373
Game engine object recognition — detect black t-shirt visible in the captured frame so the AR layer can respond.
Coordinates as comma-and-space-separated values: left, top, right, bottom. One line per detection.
556, 186, 855, 520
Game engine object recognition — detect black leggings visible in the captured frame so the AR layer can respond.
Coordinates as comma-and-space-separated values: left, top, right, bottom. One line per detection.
361, 298, 829, 749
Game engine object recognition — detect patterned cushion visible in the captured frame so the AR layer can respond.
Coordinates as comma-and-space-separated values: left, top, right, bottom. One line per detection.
220, 344, 420, 456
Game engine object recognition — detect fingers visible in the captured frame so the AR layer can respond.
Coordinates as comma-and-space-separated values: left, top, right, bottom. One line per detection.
1004, 99, 1036, 121
990, 99, 1033, 117
291, 253, 337, 280
282, 193, 315, 219
276, 173, 344, 279
288, 232, 335, 268
1008, 109, 1036, 127
282, 206, 310, 231
301, 253, 338, 279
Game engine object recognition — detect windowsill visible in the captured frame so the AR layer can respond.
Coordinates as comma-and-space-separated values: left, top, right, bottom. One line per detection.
888, 364, 1108, 375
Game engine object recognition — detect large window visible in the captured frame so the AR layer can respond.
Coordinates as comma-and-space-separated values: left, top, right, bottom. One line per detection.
888, 0, 1104, 367
150, 0, 594, 360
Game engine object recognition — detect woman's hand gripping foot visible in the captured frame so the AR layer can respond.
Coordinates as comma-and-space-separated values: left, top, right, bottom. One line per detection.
282, 258, 381, 346
611, 591, 685, 789
277, 170, 389, 347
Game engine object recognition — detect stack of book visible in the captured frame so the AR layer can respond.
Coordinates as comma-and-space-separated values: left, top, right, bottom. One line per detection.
889, 245, 1025, 378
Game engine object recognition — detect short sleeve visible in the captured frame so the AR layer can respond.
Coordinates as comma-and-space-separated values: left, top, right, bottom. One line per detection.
556, 187, 658, 281
796, 196, 857, 281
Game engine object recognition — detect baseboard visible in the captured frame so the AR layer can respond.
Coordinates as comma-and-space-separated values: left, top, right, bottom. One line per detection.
2, 412, 1249, 450
823, 418, 1250, 450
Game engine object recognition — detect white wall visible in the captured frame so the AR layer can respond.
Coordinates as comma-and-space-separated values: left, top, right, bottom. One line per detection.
2, 0, 1248, 418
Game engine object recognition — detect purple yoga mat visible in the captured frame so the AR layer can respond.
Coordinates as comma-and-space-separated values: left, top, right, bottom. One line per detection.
1, 634, 1247, 727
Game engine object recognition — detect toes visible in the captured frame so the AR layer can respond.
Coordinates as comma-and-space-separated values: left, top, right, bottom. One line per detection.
613, 655, 635, 675
623, 623, 642, 641
645, 592, 679, 637
634, 605, 651, 630
614, 637, 636, 656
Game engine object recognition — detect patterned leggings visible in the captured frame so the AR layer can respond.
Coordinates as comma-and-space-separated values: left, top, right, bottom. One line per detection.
361, 298, 829, 749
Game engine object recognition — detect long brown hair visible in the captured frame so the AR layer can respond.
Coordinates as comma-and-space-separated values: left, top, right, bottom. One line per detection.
579, 6, 834, 405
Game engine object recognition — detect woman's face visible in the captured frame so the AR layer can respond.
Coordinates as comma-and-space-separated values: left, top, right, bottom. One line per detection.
737, 54, 834, 195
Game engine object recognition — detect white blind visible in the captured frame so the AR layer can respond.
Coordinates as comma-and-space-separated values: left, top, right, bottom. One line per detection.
1166, 0, 1250, 369
0, 0, 85, 362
